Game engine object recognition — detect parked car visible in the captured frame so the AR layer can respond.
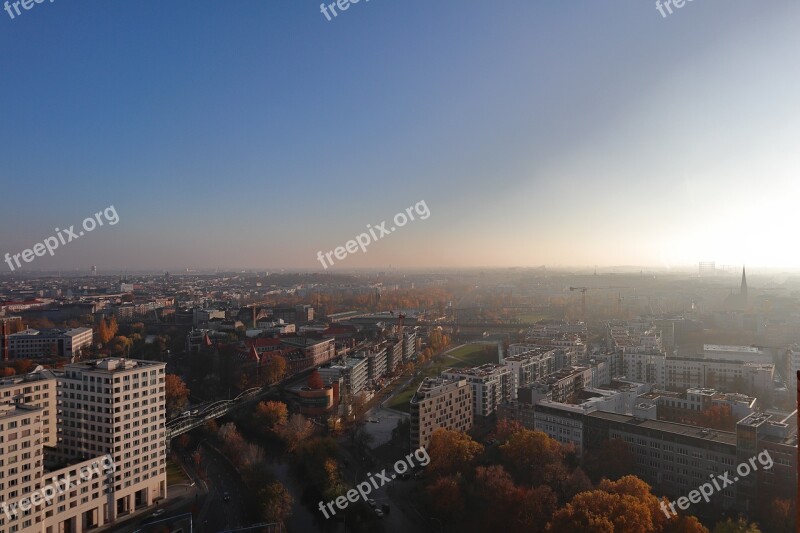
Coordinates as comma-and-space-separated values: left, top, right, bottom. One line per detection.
368, 499, 377, 507
223, 491, 231, 502
374, 508, 384, 518
151, 509, 166, 519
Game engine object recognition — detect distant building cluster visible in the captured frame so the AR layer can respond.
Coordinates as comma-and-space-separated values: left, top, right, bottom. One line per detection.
406, 316, 797, 516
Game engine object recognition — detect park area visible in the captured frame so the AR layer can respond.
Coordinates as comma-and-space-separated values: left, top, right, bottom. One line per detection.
386, 343, 499, 412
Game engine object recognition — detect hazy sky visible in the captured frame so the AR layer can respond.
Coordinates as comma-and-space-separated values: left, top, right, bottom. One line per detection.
1, 0, 798, 272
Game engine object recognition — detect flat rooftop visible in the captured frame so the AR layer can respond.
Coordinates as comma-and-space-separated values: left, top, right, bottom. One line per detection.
587, 410, 738, 447
704, 344, 761, 353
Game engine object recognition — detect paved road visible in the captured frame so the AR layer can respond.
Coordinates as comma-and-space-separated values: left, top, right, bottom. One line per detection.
363, 405, 409, 447
196, 443, 252, 532
336, 445, 428, 533
271, 462, 325, 533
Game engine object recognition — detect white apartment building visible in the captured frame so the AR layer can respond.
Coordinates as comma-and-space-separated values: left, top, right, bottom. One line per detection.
5, 329, 93, 361
361, 347, 388, 385
789, 345, 800, 382
442, 364, 513, 419
318, 356, 369, 398
623, 351, 666, 387
702, 344, 773, 365
502, 349, 556, 397
410, 378, 473, 449
57, 358, 167, 522
0, 369, 58, 447
0, 357, 166, 533
664, 357, 774, 394
0, 404, 45, 533
533, 400, 591, 456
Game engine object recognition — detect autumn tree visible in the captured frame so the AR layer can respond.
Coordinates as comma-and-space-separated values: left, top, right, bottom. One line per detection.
264, 355, 287, 384
259, 481, 293, 523
666, 516, 712, 533
279, 414, 314, 452
320, 458, 346, 502
499, 428, 566, 487
108, 316, 119, 338
293, 437, 344, 497
97, 317, 119, 345
255, 401, 288, 429
711, 517, 761, 533
427, 429, 484, 477
758, 498, 795, 533
549, 489, 655, 533
10, 359, 34, 375
98, 319, 110, 345
493, 418, 524, 444
519, 485, 558, 533
472, 465, 527, 529
426, 475, 465, 522
165, 374, 190, 417
552, 476, 709, 533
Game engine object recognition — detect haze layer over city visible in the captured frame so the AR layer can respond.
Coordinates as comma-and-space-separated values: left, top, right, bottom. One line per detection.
0, 1, 798, 533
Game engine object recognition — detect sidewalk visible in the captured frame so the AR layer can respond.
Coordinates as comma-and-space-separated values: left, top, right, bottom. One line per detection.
96, 484, 201, 533
97, 453, 208, 533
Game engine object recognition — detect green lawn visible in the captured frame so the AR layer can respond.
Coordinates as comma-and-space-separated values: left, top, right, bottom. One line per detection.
516, 313, 549, 323
446, 343, 498, 367
166, 458, 189, 486
386, 344, 498, 412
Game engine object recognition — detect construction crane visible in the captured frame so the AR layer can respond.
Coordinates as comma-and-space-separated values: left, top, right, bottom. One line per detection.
569, 287, 590, 319
569, 286, 630, 319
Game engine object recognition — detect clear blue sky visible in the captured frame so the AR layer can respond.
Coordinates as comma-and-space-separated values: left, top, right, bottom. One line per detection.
1, 0, 798, 271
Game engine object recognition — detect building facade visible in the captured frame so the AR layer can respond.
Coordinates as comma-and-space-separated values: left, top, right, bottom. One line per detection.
442, 364, 513, 420
410, 378, 472, 449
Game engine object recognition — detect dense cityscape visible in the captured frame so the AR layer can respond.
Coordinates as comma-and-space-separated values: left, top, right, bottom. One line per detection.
0, 266, 795, 532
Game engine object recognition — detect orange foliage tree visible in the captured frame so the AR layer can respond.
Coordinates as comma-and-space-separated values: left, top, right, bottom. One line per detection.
427, 429, 484, 477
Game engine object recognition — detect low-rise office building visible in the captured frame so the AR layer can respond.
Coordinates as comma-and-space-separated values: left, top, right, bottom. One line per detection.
5, 328, 93, 361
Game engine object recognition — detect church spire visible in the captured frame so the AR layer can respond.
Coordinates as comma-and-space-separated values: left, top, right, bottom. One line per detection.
740, 266, 748, 302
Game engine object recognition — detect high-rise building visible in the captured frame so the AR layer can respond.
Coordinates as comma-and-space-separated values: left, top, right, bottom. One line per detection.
0, 368, 59, 446
0, 358, 167, 533
57, 358, 167, 520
